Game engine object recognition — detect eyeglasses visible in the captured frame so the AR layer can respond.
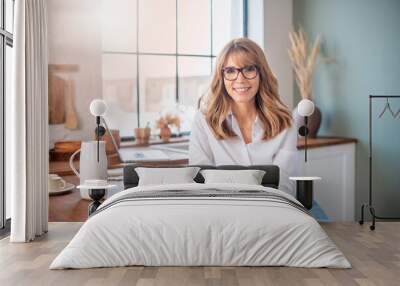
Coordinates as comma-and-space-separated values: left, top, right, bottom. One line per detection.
222, 65, 259, 81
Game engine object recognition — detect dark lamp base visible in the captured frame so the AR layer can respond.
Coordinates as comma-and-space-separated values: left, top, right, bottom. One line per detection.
88, 188, 106, 216
290, 177, 321, 210
296, 181, 314, 210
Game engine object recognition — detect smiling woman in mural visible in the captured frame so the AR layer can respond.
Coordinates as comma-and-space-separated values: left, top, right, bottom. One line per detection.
189, 38, 299, 195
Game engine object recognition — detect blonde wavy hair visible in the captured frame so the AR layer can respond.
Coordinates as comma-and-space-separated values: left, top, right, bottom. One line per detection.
203, 38, 293, 140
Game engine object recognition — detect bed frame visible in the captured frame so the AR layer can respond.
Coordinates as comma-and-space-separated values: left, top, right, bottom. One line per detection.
122, 164, 312, 209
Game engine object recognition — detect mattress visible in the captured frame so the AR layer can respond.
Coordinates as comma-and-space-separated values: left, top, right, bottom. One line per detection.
50, 183, 350, 269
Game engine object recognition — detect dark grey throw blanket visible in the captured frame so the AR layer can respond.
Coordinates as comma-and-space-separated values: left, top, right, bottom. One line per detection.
91, 189, 309, 217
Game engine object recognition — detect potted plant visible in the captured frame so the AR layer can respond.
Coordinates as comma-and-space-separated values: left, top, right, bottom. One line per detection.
288, 28, 321, 137
156, 113, 181, 142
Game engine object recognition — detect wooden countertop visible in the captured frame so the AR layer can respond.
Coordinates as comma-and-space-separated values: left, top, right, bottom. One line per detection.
52, 153, 188, 176
297, 136, 357, 150
50, 136, 357, 176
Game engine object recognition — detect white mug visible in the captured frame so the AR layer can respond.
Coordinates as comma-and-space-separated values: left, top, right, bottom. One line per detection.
48, 174, 66, 192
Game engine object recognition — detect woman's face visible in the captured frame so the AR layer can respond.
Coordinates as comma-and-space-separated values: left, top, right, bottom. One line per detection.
222, 53, 260, 104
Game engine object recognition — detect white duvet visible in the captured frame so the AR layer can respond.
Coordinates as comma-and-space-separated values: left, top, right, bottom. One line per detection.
50, 183, 351, 269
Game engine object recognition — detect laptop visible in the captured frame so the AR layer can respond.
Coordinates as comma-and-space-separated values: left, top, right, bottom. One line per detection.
118, 148, 170, 163
101, 118, 170, 163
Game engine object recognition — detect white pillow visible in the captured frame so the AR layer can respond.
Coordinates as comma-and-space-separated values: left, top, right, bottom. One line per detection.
135, 167, 200, 186
200, 169, 266, 185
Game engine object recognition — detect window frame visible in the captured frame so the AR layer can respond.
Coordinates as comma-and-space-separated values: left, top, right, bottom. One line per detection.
102, 0, 247, 140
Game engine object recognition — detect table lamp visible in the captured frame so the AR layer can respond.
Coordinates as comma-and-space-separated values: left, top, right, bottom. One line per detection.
89, 99, 120, 161
79, 99, 120, 214
297, 98, 315, 162
290, 98, 321, 210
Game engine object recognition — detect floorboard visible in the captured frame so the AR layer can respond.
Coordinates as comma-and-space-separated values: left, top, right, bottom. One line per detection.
1, 222, 399, 286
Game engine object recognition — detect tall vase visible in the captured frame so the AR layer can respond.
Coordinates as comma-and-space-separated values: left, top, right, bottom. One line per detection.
293, 104, 322, 138
160, 125, 172, 142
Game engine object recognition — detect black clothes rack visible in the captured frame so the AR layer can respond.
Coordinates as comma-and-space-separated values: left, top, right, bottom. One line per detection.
359, 95, 400, 230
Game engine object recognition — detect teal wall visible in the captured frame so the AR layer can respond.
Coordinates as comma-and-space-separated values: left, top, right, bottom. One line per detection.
293, 0, 400, 219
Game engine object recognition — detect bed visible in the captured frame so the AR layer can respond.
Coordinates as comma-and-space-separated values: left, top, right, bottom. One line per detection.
50, 165, 350, 269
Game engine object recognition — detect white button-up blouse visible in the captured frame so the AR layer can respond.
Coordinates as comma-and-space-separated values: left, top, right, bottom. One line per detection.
188, 111, 300, 196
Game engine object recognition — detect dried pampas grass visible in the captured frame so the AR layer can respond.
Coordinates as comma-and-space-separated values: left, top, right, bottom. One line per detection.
156, 113, 181, 129
288, 28, 321, 100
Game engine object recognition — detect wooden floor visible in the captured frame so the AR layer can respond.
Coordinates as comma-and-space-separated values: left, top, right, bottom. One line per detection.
1, 222, 399, 286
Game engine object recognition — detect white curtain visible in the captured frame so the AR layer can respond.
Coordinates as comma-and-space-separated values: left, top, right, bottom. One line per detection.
10, 0, 49, 242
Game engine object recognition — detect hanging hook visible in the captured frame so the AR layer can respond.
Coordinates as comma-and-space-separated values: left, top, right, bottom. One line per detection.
378, 98, 396, 118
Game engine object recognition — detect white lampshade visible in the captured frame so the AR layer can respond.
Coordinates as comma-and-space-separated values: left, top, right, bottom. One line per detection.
90, 99, 107, 116
297, 99, 315, 117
